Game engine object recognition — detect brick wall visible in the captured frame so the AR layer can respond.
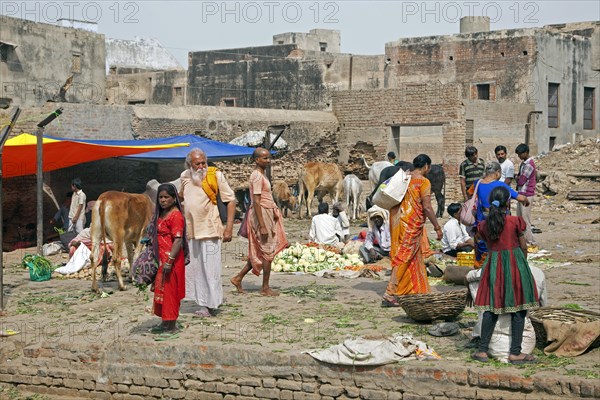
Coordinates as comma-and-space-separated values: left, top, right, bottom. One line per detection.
0, 103, 136, 140
0, 341, 597, 399
465, 101, 535, 165
385, 34, 536, 104
332, 85, 466, 200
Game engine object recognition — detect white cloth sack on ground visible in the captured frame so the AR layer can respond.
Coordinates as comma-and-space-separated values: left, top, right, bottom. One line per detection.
312, 269, 362, 279
42, 241, 63, 256
468, 270, 536, 363
54, 243, 91, 275
306, 334, 438, 366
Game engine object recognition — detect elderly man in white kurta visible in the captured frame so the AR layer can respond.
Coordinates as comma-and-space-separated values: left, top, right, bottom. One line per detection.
179, 148, 236, 318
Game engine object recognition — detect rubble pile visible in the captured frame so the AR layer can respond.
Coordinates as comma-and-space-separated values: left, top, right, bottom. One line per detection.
536, 137, 600, 201
537, 137, 600, 173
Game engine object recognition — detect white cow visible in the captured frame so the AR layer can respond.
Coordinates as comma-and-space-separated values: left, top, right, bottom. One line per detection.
361, 157, 393, 192
343, 174, 362, 220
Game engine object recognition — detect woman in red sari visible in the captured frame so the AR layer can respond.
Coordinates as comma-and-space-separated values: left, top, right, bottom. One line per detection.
151, 183, 189, 335
383, 154, 443, 306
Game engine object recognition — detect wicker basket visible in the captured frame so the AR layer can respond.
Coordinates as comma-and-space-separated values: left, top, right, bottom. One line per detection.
397, 289, 468, 322
529, 307, 600, 349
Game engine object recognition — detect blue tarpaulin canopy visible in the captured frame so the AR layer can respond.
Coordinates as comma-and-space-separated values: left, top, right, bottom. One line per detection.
46, 134, 257, 161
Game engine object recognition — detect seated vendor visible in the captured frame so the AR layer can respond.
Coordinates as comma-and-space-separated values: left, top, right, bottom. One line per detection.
359, 206, 390, 264
332, 202, 350, 243
309, 202, 343, 247
441, 203, 474, 257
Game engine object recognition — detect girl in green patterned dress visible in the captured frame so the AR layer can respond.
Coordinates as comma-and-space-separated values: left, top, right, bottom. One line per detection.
471, 186, 539, 364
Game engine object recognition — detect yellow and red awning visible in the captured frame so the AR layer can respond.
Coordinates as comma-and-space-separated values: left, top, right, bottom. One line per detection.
2, 134, 189, 178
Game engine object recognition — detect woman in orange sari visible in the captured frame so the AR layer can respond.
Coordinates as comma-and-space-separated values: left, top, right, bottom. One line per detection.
383, 154, 443, 306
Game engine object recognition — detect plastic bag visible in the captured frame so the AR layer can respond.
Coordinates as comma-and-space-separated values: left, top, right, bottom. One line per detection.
42, 241, 63, 256
372, 169, 411, 210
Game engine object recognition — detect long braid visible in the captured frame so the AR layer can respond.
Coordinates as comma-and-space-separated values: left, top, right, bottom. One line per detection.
487, 186, 510, 241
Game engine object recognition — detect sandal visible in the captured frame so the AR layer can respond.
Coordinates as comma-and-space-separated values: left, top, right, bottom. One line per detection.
509, 354, 537, 365
471, 352, 490, 363
149, 325, 166, 334
153, 332, 180, 341
193, 309, 212, 318
381, 295, 401, 308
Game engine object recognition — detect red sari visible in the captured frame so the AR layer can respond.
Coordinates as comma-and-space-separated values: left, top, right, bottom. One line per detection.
153, 210, 186, 321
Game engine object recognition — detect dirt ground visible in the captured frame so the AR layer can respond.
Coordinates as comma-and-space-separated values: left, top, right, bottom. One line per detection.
1, 189, 599, 395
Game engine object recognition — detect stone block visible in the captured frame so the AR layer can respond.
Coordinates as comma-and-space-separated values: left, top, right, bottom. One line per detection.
95, 383, 117, 392
44, 386, 81, 397
293, 392, 322, 400
194, 393, 223, 400
117, 383, 130, 392
132, 376, 145, 385
11, 375, 33, 385
88, 391, 113, 400
0, 371, 16, 383
302, 382, 317, 392
580, 381, 596, 398
203, 381, 218, 392
533, 378, 562, 396
163, 388, 187, 399
263, 377, 276, 388
223, 395, 236, 400
403, 394, 432, 400
150, 387, 163, 398
112, 375, 134, 385
318, 377, 342, 386
255, 387, 280, 399
83, 380, 95, 390
183, 379, 204, 391
277, 379, 302, 391
63, 378, 84, 389
113, 395, 145, 400
320, 384, 345, 397
359, 388, 387, 399
170, 379, 182, 389
237, 378, 261, 387
145, 377, 169, 388
387, 392, 402, 400
240, 386, 254, 396
345, 386, 360, 398
129, 385, 151, 396
216, 382, 240, 394
280, 389, 294, 400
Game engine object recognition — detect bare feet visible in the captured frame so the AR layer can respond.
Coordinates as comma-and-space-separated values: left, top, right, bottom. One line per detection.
230, 277, 245, 293
260, 288, 279, 297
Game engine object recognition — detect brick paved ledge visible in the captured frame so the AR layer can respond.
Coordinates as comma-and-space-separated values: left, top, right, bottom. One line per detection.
0, 340, 598, 399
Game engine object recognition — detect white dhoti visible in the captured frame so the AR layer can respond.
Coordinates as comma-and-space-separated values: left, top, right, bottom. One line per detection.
185, 238, 223, 309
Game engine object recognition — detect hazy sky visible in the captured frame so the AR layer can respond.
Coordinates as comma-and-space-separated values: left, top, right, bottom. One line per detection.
3, 1, 599, 66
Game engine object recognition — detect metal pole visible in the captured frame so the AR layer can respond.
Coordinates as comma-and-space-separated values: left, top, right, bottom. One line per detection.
262, 131, 271, 182
36, 108, 63, 255
0, 107, 22, 311
265, 124, 288, 182
36, 125, 44, 255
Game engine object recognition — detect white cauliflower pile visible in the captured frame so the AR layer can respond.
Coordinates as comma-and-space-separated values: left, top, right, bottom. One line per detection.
272, 243, 364, 273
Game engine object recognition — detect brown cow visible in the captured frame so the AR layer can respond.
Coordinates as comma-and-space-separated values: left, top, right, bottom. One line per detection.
90, 191, 153, 293
272, 180, 297, 217
298, 162, 344, 219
